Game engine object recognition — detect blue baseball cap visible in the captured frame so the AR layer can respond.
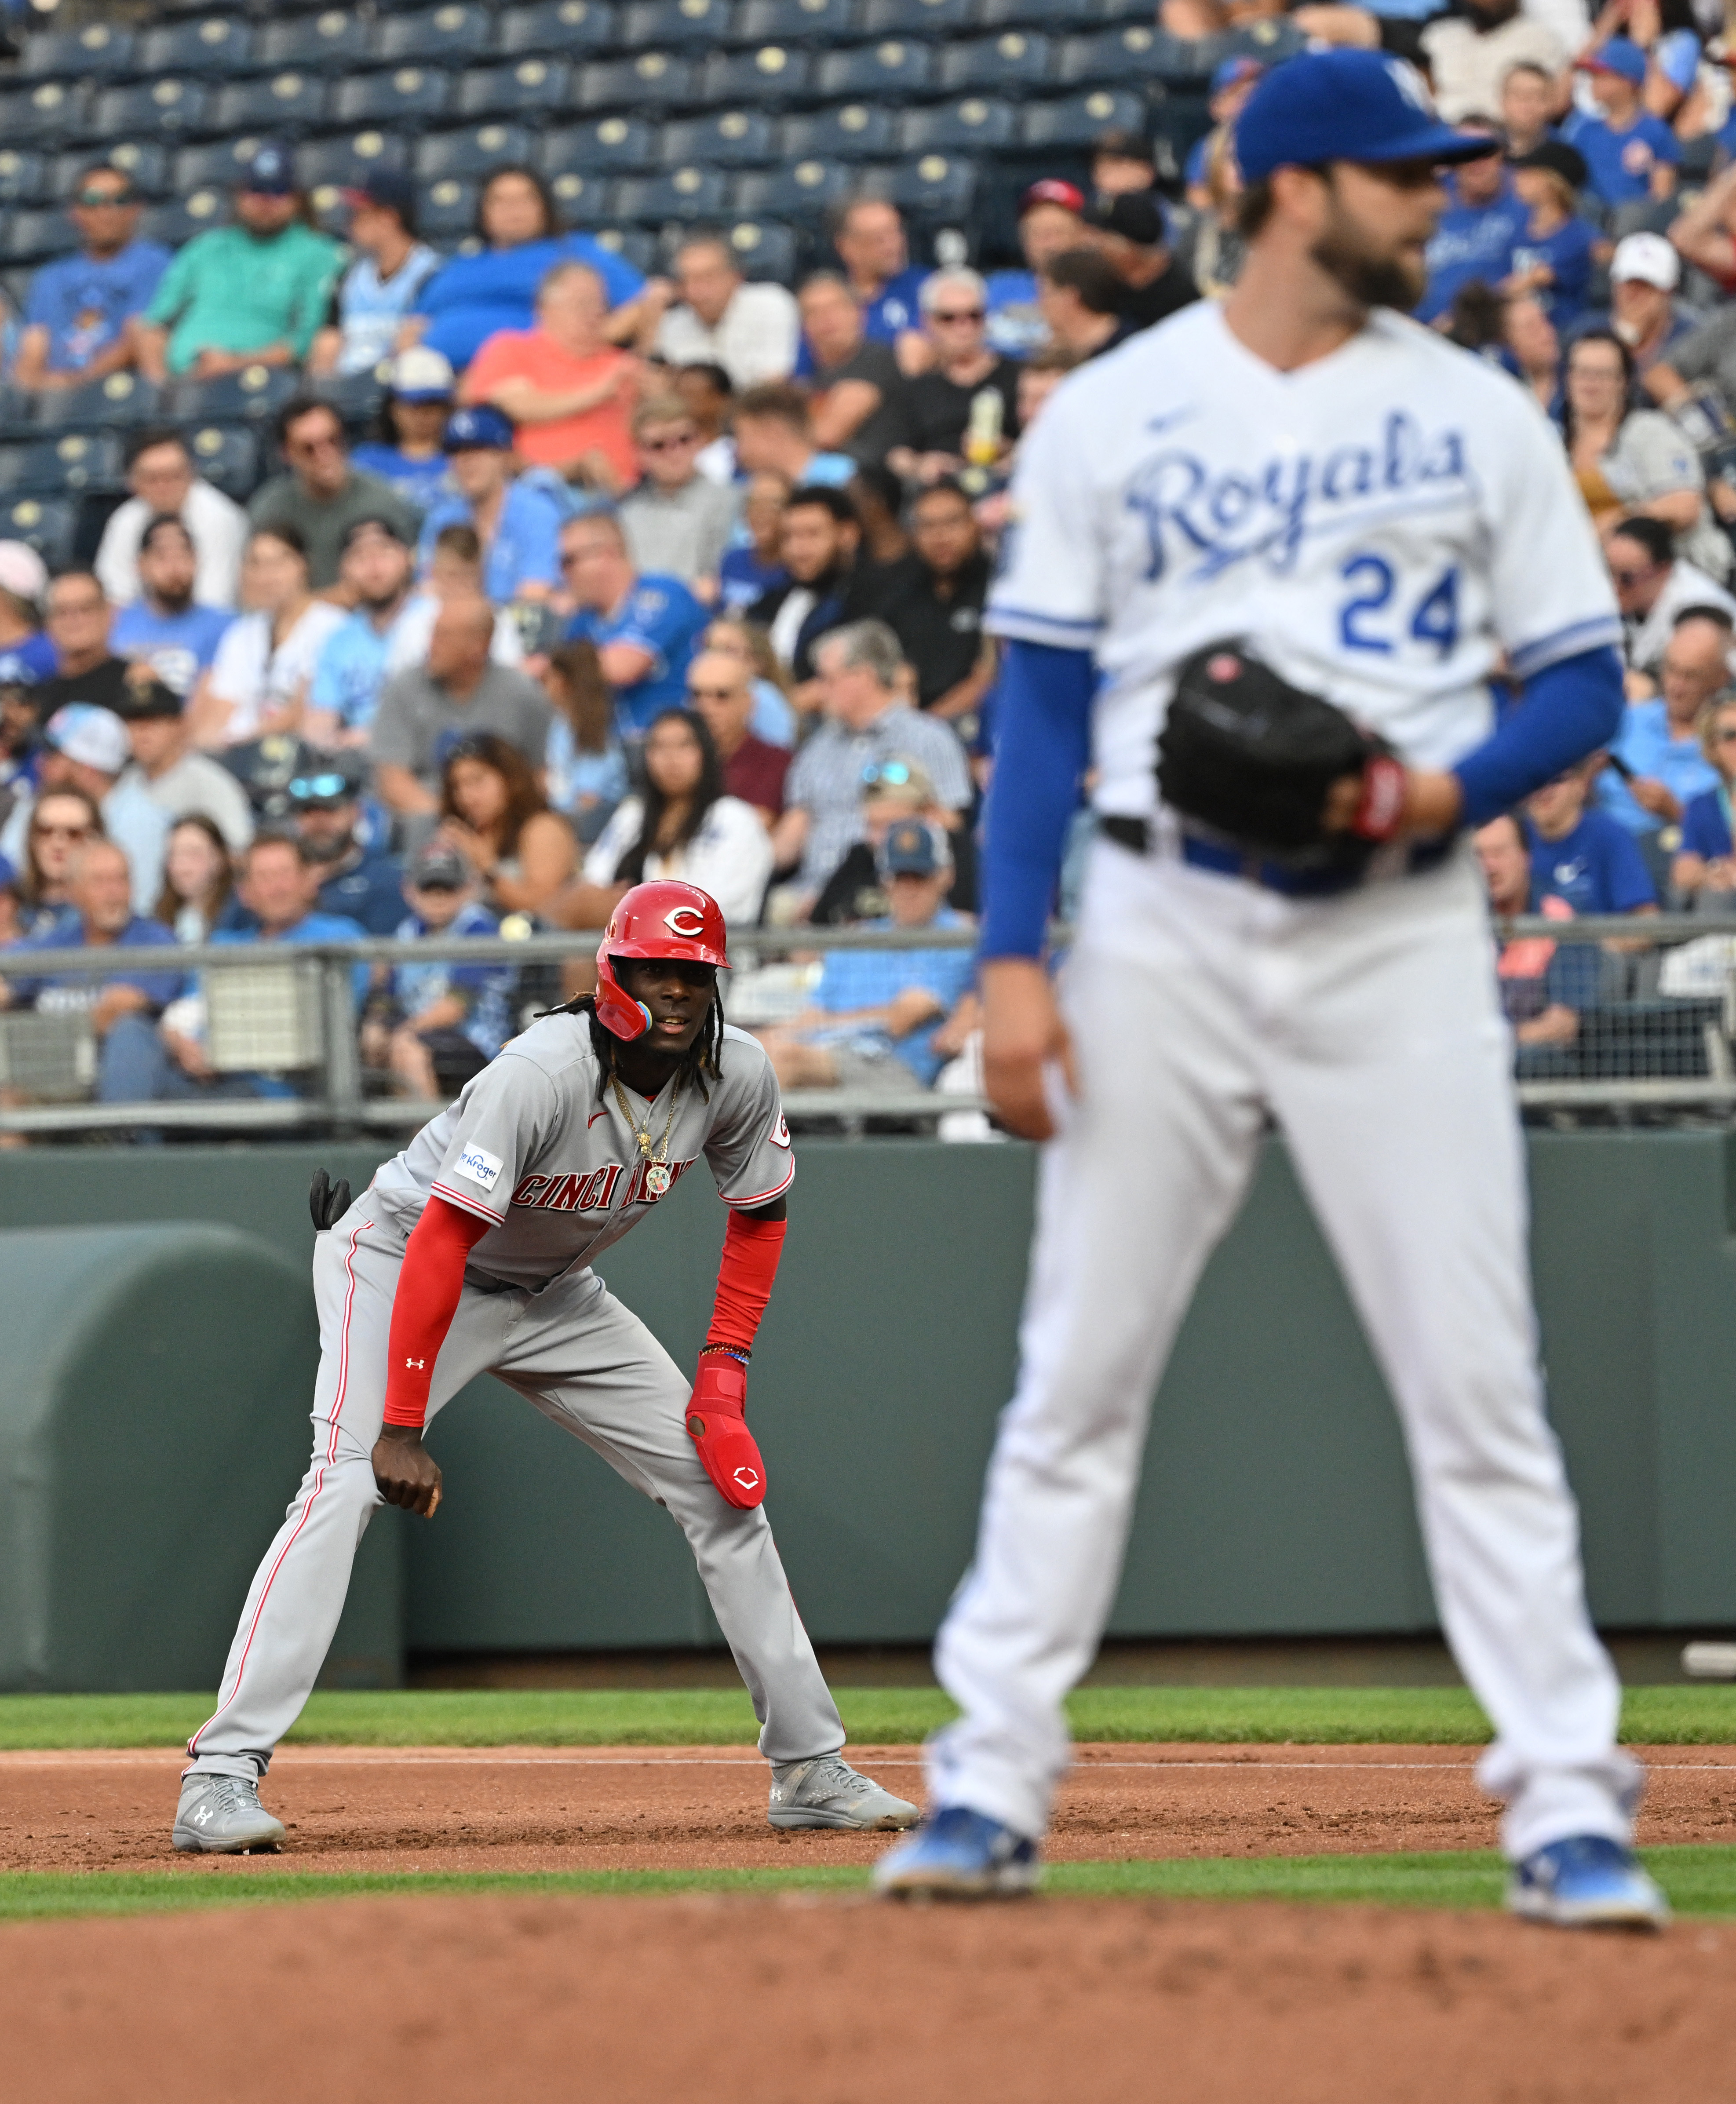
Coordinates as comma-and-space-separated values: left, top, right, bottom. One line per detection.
1579, 35, 1648, 85
1211, 54, 1264, 96
443, 404, 515, 453
1235, 51, 1500, 181
242, 139, 297, 197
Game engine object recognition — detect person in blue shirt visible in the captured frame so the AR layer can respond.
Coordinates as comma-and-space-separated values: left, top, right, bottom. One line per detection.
350, 346, 456, 517
281, 761, 405, 937
1598, 606, 1728, 835
1419, 131, 1529, 325
416, 405, 567, 605
1526, 758, 1659, 916
1184, 62, 1265, 205
1674, 694, 1736, 901
0, 834, 186, 1106
365, 839, 514, 1099
794, 198, 926, 378
561, 510, 709, 738
986, 180, 1089, 360
309, 170, 441, 382
408, 166, 647, 373
1564, 40, 1681, 208
757, 817, 975, 1091
109, 517, 231, 699
0, 539, 55, 689
1504, 141, 1597, 328
13, 162, 169, 391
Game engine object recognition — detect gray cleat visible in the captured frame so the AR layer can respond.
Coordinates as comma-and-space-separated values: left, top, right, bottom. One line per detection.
768, 1754, 920, 1831
172, 1772, 286, 1855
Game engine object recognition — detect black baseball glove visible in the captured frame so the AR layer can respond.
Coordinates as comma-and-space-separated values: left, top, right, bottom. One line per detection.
309, 1167, 352, 1232
1157, 642, 1408, 872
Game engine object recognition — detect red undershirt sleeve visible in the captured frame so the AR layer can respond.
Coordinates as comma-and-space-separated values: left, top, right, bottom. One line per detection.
705, 1211, 787, 1356
382, 1195, 495, 1429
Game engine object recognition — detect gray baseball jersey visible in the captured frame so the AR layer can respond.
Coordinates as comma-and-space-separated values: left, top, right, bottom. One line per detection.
369, 1012, 795, 1290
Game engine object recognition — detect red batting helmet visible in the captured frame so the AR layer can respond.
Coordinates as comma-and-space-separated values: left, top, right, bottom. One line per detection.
593, 879, 729, 1041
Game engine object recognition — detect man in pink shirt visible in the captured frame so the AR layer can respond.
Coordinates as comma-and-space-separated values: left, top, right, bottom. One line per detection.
463, 261, 640, 492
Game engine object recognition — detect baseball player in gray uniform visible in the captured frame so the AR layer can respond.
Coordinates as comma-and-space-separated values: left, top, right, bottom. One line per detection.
174, 879, 916, 1852
878, 52, 1667, 1926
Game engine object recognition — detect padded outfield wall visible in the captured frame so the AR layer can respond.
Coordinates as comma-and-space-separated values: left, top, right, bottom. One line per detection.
0, 1133, 1732, 1688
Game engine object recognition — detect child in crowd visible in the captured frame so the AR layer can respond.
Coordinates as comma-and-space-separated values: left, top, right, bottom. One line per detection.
362, 839, 516, 1101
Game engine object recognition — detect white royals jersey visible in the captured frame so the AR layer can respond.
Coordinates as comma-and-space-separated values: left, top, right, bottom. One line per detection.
986, 301, 1622, 821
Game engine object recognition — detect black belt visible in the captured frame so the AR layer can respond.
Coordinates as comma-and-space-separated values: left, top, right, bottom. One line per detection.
1099, 814, 1452, 899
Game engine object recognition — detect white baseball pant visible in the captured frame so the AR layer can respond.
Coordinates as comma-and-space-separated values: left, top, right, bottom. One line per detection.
188, 1215, 845, 1776
927, 837, 1638, 1862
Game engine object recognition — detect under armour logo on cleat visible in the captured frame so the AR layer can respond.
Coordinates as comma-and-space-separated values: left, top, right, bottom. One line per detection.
405, 1358, 425, 1370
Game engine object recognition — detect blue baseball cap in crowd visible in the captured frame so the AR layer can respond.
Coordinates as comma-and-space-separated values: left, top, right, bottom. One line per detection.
1578, 35, 1648, 85
242, 139, 297, 196
1211, 54, 1264, 96
442, 404, 515, 453
880, 817, 950, 879
1234, 51, 1500, 181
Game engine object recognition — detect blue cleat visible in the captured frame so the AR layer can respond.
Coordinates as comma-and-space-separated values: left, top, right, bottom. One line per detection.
1507, 1835, 1670, 1930
872, 1805, 1040, 1900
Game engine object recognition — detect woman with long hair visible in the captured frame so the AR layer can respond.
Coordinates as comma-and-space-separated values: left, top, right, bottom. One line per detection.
543, 639, 629, 843
190, 525, 347, 748
558, 707, 773, 929
153, 813, 236, 942
15, 788, 103, 934
438, 731, 577, 918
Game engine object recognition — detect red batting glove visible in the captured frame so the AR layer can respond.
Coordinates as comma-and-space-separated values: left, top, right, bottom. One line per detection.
686, 1356, 766, 1510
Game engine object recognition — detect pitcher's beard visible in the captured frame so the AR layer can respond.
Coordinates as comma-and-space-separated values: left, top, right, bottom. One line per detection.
1309, 227, 1424, 315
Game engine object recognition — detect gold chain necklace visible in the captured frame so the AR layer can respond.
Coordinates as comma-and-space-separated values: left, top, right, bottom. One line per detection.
609, 1069, 683, 1197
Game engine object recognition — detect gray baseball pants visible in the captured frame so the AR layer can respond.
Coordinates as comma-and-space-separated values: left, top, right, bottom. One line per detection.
187, 1207, 845, 1776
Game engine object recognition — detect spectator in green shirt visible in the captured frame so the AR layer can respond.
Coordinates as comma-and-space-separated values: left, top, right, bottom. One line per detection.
133, 141, 341, 382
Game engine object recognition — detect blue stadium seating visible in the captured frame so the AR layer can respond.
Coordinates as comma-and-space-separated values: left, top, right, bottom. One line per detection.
313, 369, 389, 425
614, 166, 732, 224
0, 82, 89, 146
257, 14, 374, 73
332, 68, 459, 128
0, 390, 37, 445
870, 152, 976, 220
376, 6, 497, 65
814, 40, 935, 100
547, 170, 622, 222
5, 432, 124, 497
166, 365, 299, 426
184, 423, 261, 502
0, 153, 50, 208
19, 22, 137, 79
539, 117, 662, 175
938, 33, 1052, 95
496, 1, 623, 58
140, 190, 231, 251
861, 0, 971, 36
1018, 88, 1148, 154
57, 143, 174, 199
780, 102, 899, 160
580, 55, 704, 112
457, 60, 577, 122
898, 98, 1018, 154
591, 227, 658, 274
660, 110, 780, 167
34, 372, 164, 434
737, 0, 861, 40
703, 45, 815, 106
733, 159, 855, 221
715, 217, 799, 284
212, 73, 333, 138
1057, 27, 1170, 90
137, 18, 259, 78
0, 211, 73, 267
417, 178, 483, 240
295, 134, 415, 193
978, 0, 1107, 24
0, 496, 78, 571
417, 125, 539, 182
624, 0, 736, 49
91, 79, 211, 141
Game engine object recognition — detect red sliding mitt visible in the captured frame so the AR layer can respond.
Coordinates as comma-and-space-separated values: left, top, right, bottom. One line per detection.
686, 1356, 767, 1509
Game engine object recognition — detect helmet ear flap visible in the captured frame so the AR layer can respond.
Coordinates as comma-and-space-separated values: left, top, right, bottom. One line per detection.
593, 952, 651, 1040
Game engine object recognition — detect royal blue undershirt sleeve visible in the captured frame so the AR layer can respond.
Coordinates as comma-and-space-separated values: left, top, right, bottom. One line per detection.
1452, 645, 1625, 827
979, 640, 1094, 962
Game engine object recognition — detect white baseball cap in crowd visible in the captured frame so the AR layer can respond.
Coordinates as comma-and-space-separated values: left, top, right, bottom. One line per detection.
1610, 231, 1681, 291
387, 346, 455, 401
45, 703, 130, 777
0, 539, 48, 607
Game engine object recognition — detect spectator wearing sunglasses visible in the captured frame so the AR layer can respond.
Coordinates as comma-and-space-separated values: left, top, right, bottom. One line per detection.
248, 397, 421, 595
13, 161, 169, 392
1605, 517, 1736, 682
282, 757, 405, 935
810, 755, 977, 926
617, 394, 741, 596
684, 649, 789, 825
885, 273, 1021, 489
1597, 607, 1731, 841
11, 787, 103, 937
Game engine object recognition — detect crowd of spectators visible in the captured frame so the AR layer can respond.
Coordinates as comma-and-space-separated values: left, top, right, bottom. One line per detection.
14, 0, 1736, 1125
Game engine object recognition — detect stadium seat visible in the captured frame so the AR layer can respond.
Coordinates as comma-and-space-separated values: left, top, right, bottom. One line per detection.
716, 217, 800, 284
815, 40, 935, 100
312, 369, 388, 427
898, 98, 1018, 153
780, 102, 898, 160
539, 117, 661, 175
416, 124, 538, 182
184, 423, 261, 503
332, 69, 458, 128
624, 0, 737, 47
139, 189, 230, 252
137, 18, 259, 77
19, 22, 137, 79
166, 366, 300, 427
456, 59, 576, 122
579, 55, 702, 112
1057, 26, 1170, 89
171, 140, 268, 193
257, 12, 375, 73
0, 496, 77, 571
7, 432, 124, 497
546, 170, 621, 221
702, 44, 815, 105
614, 166, 731, 224
660, 110, 780, 167
861, 0, 971, 32
0, 211, 75, 267
976, 0, 1100, 24
91, 80, 211, 142
864, 152, 975, 220
33, 372, 164, 435
737, 0, 861, 44
732, 157, 855, 221
58, 142, 173, 201
1018, 87, 1148, 153
0, 390, 36, 445
0, 153, 50, 208
212, 74, 333, 137
939, 31, 1052, 95
496, 0, 622, 58
0, 83, 90, 148
417, 177, 481, 240
591, 226, 657, 274
375, 7, 497, 64
295, 133, 414, 193
1222, 20, 1307, 67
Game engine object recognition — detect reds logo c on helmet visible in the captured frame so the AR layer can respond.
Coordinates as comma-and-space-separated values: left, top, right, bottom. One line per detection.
593, 880, 729, 1041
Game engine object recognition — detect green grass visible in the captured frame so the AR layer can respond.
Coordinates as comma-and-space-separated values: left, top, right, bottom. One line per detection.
2, 1845, 1732, 1922
3, 1685, 1735, 1750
